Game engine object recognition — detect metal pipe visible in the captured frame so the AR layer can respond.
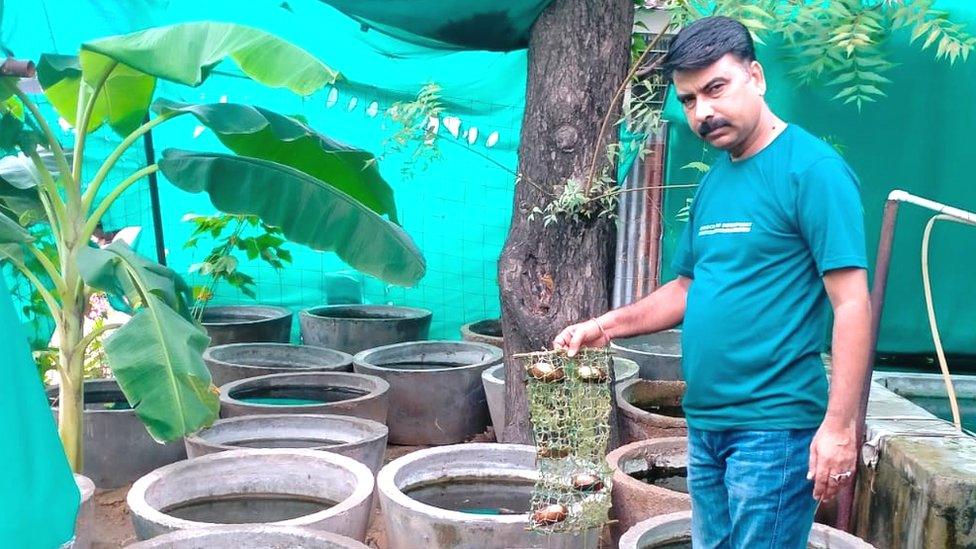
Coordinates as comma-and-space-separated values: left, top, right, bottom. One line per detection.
612, 126, 670, 308
645, 125, 668, 291
835, 197, 899, 532
835, 190, 976, 531
614, 155, 638, 308
625, 157, 642, 305
635, 156, 650, 299
613, 168, 629, 307
0, 58, 36, 78
614, 155, 642, 308
141, 114, 167, 266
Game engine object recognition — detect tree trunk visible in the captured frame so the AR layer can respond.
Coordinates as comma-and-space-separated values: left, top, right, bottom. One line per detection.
499, 0, 634, 444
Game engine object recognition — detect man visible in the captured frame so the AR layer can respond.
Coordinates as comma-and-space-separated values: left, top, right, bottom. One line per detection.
554, 16, 871, 548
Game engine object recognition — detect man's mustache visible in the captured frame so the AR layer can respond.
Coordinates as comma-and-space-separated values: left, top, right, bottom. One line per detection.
698, 118, 731, 137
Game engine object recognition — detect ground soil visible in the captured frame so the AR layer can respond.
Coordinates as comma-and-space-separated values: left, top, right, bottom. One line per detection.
92, 486, 135, 548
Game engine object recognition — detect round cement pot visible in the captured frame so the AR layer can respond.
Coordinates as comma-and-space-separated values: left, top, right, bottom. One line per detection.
126, 525, 370, 548
354, 341, 503, 445
201, 305, 293, 346
300, 304, 432, 354
127, 448, 374, 541
204, 343, 353, 387
611, 329, 682, 381
218, 372, 389, 424
482, 357, 640, 441
460, 318, 503, 348
606, 437, 690, 543
73, 474, 95, 549
185, 414, 388, 474
48, 379, 186, 488
617, 379, 687, 444
377, 443, 599, 549
618, 510, 875, 548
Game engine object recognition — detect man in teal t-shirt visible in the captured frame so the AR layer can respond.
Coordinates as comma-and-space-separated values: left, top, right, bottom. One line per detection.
555, 16, 871, 548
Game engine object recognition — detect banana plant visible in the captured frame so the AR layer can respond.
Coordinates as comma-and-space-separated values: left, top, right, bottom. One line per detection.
0, 22, 425, 471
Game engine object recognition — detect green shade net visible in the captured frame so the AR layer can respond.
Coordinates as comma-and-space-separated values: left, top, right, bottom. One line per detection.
6, 0, 528, 341
0, 274, 79, 547
659, 0, 976, 356
7, 0, 976, 359
315, 0, 555, 51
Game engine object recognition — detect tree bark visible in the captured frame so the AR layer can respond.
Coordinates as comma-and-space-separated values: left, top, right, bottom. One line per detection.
499, 0, 634, 444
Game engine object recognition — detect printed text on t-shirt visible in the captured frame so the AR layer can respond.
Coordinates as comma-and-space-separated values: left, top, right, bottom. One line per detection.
698, 222, 753, 236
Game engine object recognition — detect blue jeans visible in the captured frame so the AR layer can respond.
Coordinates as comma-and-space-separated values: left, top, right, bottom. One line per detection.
687, 427, 818, 549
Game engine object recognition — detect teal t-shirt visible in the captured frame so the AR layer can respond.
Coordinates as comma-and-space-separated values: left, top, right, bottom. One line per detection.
0, 275, 79, 547
672, 124, 867, 431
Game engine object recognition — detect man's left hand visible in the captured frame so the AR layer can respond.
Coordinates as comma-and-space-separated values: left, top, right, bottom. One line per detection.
807, 418, 857, 502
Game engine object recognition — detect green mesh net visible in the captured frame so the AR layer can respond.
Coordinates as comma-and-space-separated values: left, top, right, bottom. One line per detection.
516, 347, 614, 536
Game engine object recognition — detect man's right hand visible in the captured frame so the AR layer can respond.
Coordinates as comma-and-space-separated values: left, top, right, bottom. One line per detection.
552, 319, 610, 357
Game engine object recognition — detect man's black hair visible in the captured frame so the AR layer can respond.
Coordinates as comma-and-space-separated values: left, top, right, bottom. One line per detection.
662, 16, 756, 79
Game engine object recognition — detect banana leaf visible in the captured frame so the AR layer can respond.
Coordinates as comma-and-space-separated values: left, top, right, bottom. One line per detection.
0, 211, 32, 244
0, 150, 63, 190
153, 99, 397, 221
104, 294, 217, 442
158, 150, 426, 286
77, 243, 216, 441
36, 53, 152, 135
38, 22, 338, 136
77, 242, 194, 321
0, 150, 70, 225
0, 112, 22, 150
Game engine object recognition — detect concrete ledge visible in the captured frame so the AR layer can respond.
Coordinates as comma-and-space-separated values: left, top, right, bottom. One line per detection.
876, 371, 976, 399
854, 378, 976, 548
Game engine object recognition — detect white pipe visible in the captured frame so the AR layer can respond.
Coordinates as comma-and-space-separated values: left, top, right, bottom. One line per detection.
888, 189, 974, 432
888, 189, 976, 225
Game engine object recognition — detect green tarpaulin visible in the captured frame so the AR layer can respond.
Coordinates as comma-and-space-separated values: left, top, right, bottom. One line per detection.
0, 273, 78, 547
5, 0, 976, 359
316, 0, 554, 51
7, 0, 527, 340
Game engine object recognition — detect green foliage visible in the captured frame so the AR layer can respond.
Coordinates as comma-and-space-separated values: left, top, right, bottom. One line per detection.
4, 224, 57, 353
530, 179, 600, 227
159, 150, 426, 286
675, 161, 709, 222
893, 0, 976, 64
681, 161, 710, 174
183, 213, 292, 318
37, 22, 339, 136
676, 197, 694, 222
31, 301, 114, 383
375, 82, 445, 180
660, 0, 975, 111
0, 21, 424, 468
82, 315, 110, 380
821, 134, 848, 155
153, 99, 399, 222
532, 0, 974, 227
78, 241, 196, 320
105, 293, 218, 443
0, 95, 42, 154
